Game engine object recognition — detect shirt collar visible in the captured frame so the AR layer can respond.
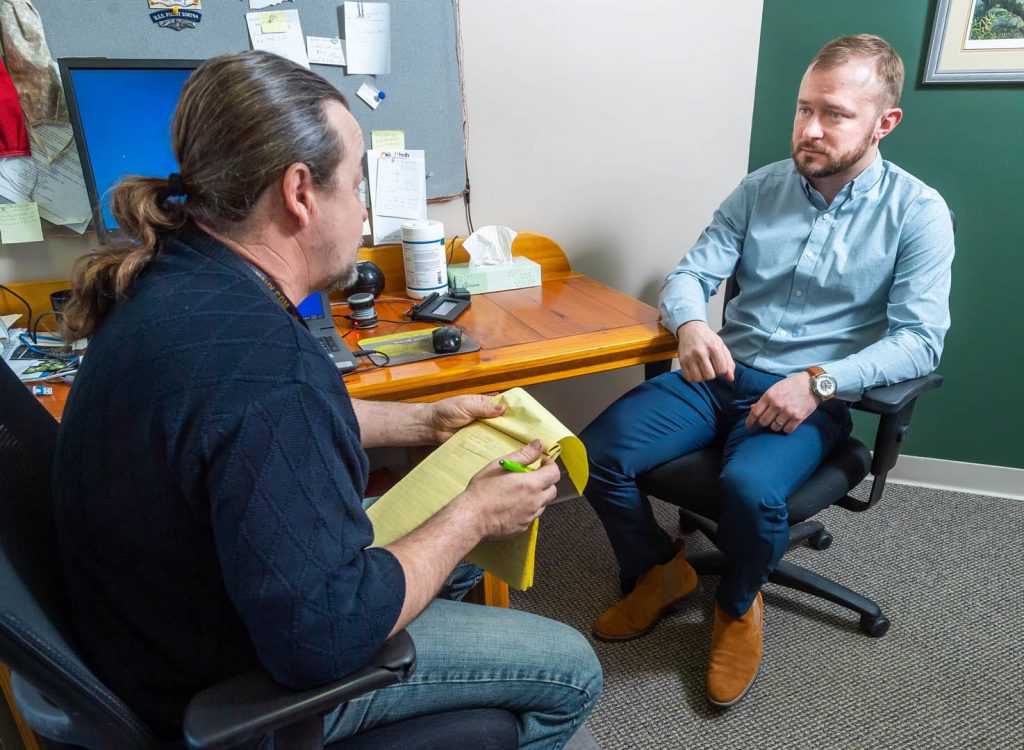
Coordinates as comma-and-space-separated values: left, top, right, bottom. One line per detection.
800, 151, 884, 209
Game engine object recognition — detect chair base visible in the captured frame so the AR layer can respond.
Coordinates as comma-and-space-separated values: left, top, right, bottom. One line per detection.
680, 509, 890, 638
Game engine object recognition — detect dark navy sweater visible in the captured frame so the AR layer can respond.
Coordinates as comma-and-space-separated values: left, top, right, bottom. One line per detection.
53, 226, 405, 740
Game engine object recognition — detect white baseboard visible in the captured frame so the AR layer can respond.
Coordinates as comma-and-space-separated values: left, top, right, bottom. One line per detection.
888, 455, 1024, 501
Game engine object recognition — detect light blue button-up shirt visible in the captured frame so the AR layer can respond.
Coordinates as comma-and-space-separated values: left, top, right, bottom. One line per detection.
659, 153, 954, 400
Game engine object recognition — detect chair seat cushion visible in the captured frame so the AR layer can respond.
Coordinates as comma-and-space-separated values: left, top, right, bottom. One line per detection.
637, 435, 871, 525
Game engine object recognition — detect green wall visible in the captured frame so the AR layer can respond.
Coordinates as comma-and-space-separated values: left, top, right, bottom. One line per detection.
749, 0, 1024, 470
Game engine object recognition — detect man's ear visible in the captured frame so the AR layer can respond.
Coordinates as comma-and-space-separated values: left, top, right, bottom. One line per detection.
875, 107, 903, 141
280, 162, 317, 229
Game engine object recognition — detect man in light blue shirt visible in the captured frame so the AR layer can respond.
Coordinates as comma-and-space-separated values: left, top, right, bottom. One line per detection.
581, 34, 953, 708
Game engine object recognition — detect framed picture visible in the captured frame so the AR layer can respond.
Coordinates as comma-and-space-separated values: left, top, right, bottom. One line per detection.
924, 0, 1024, 83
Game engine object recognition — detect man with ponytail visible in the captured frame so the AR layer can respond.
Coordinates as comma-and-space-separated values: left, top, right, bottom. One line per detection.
54, 51, 601, 747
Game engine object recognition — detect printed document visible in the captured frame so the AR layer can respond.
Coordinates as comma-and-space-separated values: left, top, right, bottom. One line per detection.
0, 123, 91, 233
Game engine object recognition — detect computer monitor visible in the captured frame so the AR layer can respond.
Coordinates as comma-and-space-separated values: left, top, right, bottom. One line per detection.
60, 57, 325, 312
60, 58, 201, 244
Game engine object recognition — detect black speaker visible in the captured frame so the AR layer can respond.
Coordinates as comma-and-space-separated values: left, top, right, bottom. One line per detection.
346, 261, 385, 299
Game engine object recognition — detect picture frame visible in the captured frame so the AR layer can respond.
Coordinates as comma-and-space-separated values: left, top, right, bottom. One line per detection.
924, 0, 1024, 83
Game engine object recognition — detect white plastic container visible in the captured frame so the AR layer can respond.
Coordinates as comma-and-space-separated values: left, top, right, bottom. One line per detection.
401, 220, 448, 299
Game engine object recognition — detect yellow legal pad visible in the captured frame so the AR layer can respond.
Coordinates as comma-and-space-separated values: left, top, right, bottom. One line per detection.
365, 387, 589, 590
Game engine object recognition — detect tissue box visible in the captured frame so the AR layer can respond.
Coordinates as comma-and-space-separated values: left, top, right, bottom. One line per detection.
447, 256, 541, 294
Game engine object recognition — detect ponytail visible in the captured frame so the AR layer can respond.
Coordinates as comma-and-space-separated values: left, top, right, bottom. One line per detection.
59, 175, 189, 341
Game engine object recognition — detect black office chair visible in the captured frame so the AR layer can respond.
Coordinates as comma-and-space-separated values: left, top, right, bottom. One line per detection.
637, 274, 944, 638
0, 359, 517, 749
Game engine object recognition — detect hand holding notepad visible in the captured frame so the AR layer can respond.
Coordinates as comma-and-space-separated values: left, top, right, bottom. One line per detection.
365, 388, 589, 590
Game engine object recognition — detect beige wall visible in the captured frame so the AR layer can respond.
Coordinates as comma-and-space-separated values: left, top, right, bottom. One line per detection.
0, 0, 764, 429
435, 0, 764, 429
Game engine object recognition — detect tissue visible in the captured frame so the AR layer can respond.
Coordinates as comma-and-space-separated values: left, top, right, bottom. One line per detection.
447, 225, 540, 294
463, 225, 518, 267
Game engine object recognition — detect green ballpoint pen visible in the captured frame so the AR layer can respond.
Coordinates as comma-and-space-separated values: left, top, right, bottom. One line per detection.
499, 458, 535, 473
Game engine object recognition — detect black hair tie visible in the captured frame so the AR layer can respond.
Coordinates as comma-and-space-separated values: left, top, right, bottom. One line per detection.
166, 172, 188, 197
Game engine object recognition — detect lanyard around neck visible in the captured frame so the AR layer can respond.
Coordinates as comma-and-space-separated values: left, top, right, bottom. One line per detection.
247, 264, 307, 327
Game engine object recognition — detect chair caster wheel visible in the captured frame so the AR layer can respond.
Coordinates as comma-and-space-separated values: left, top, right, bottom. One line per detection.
809, 530, 833, 550
860, 613, 890, 637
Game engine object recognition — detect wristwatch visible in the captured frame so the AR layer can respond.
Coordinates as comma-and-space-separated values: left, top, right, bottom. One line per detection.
806, 366, 837, 401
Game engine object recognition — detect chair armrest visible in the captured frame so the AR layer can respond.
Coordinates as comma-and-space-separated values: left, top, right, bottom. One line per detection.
183, 630, 416, 750
850, 373, 943, 415
837, 373, 943, 512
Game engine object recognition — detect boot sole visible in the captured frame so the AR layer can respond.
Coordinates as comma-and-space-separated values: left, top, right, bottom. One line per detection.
591, 583, 698, 643
708, 662, 760, 708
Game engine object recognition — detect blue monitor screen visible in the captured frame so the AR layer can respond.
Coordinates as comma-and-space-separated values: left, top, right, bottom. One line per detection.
66, 66, 193, 233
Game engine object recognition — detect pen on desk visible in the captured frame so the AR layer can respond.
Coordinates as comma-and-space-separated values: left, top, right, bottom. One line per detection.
499, 458, 534, 473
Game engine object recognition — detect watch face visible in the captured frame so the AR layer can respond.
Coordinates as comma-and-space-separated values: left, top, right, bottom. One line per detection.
815, 374, 838, 398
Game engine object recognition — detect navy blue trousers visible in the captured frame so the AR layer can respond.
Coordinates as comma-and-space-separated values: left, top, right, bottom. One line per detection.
581, 363, 851, 617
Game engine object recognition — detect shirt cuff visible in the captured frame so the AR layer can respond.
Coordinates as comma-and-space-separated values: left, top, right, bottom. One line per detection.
823, 360, 864, 402
662, 306, 708, 337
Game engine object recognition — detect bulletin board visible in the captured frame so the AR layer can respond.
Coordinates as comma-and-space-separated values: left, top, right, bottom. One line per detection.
27, 0, 468, 199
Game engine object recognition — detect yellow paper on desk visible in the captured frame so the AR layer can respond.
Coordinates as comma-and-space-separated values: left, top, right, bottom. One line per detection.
365, 387, 588, 590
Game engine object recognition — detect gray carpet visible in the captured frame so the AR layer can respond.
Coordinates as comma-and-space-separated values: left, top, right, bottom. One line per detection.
511, 483, 1024, 749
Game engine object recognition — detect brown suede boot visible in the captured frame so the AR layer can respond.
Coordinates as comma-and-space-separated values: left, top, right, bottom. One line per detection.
707, 592, 764, 708
593, 547, 698, 642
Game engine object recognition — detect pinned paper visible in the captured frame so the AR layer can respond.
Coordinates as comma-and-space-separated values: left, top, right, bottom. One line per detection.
371, 130, 405, 150
249, 0, 290, 8
344, 2, 391, 75
356, 82, 385, 110
259, 11, 287, 33
246, 10, 309, 68
0, 123, 92, 233
307, 36, 346, 66
366, 149, 427, 243
359, 179, 370, 235
373, 151, 425, 220
0, 202, 44, 244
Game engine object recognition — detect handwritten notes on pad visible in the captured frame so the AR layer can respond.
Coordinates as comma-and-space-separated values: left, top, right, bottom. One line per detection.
366, 388, 589, 590
366, 149, 426, 243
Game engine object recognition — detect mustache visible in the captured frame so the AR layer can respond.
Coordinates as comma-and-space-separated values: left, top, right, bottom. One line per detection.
795, 141, 827, 154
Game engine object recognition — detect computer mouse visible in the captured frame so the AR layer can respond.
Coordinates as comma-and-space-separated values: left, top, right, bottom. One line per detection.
431, 325, 463, 354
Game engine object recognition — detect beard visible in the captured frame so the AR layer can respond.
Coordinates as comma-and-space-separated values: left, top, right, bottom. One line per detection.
311, 236, 360, 293
324, 261, 359, 293
791, 132, 874, 180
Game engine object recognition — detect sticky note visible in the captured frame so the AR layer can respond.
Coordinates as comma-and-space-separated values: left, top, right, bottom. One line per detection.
0, 202, 44, 244
371, 130, 405, 150
259, 11, 287, 33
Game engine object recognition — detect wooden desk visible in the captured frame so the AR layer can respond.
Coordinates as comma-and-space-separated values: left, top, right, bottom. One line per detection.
343, 233, 676, 401
3, 232, 677, 413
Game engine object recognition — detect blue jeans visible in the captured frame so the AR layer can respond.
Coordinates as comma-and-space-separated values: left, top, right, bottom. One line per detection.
321, 598, 603, 749
581, 364, 851, 617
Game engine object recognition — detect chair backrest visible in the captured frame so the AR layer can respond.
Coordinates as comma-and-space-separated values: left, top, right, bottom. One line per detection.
0, 361, 160, 749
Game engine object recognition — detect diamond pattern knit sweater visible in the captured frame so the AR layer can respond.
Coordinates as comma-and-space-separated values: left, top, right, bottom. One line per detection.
54, 226, 406, 739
